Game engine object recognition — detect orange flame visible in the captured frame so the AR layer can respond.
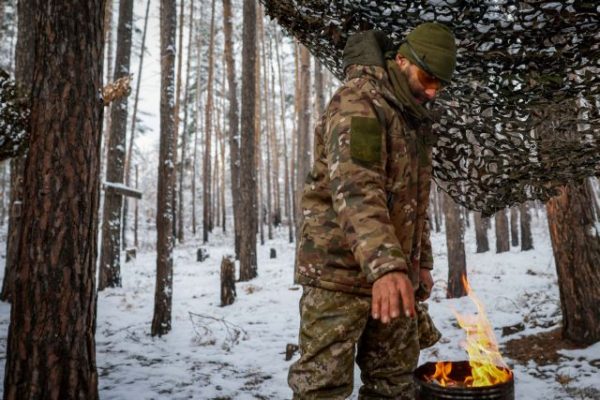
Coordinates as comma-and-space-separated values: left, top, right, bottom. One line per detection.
427, 275, 513, 387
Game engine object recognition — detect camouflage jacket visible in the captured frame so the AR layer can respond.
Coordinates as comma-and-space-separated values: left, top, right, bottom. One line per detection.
295, 64, 434, 296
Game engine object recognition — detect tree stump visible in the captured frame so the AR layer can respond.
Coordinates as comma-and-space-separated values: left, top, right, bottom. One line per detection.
125, 248, 136, 262
220, 256, 236, 306
197, 248, 209, 262
285, 343, 299, 361
270, 248, 277, 259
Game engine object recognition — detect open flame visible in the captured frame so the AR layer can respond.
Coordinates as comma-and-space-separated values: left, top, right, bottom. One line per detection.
427, 275, 513, 387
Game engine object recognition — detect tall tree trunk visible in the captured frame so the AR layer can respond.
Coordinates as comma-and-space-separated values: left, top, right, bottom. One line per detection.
586, 178, 600, 222
1, 0, 35, 303
510, 207, 519, 247
223, 0, 240, 256
203, 0, 216, 243
190, 5, 204, 237
123, 0, 152, 251
239, 0, 257, 281
294, 45, 311, 237
268, 29, 281, 229
219, 111, 226, 232
444, 192, 467, 298
495, 208, 510, 253
314, 58, 325, 116
290, 42, 299, 233
473, 211, 489, 253
274, 27, 293, 243
256, 8, 264, 246
134, 164, 139, 248
171, 0, 184, 240
431, 184, 441, 233
547, 183, 600, 345
0, 162, 7, 226
3, 0, 105, 397
101, 0, 114, 176
152, 0, 177, 337
99, 0, 134, 290
177, 0, 194, 243
260, 16, 273, 241
520, 201, 533, 251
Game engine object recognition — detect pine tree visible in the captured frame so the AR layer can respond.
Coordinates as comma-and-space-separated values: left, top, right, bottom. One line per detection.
547, 183, 600, 344
239, 0, 258, 281
152, 0, 177, 337
3, 1, 105, 396
444, 193, 467, 298
99, 0, 135, 290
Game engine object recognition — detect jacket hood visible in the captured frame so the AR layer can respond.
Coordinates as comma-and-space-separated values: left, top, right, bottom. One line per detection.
342, 30, 397, 73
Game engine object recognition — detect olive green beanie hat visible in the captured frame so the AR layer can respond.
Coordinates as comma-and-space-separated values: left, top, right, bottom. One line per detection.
397, 22, 457, 84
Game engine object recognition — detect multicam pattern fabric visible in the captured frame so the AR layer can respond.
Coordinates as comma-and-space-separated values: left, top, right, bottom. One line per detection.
295, 64, 433, 295
288, 286, 419, 399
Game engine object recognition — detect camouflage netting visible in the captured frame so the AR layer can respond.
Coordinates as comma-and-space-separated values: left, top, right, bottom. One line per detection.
260, 0, 600, 215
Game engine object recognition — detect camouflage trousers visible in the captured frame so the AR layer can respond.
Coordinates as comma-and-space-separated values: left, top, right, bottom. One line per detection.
288, 286, 419, 399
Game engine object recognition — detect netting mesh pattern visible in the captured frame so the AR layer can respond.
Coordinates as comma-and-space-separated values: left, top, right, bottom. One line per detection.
261, 0, 600, 215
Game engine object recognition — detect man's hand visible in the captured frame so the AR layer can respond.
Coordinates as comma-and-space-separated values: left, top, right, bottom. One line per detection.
371, 271, 415, 323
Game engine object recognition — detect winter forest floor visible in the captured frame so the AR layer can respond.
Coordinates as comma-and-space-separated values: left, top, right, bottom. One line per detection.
0, 214, 599, 399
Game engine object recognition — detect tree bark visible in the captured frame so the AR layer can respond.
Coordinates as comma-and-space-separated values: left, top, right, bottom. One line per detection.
473, 211, 490, 253
267, 30, 281, 228
176, 0, 194, 243
223, 0, 240, 256
123, 0, 152, 251
3, 1, 105, 397
274, 27, 294, 243
260, 16, 273, 241
0, 162, 7, 226
152, 0, 177, 337
99, 0, 134, 290
495, 208, 510, 253
220, 256, 236, 306
547, 183, 600, 345
203, 0, 216, 243
444, 192, 467, 298
238, 0, 258, 281
431, 184, 441, 233
255, 9, 265, 247
294, 44, 311, 238
190, 4, 205, 237
101, 0, 114, 176
520, 201, 533, 251
1, 0, 34, 303
170, 0, 184, 240
314, 58, 325, 116
510, 206, 519, 247
134, 164, 139, 248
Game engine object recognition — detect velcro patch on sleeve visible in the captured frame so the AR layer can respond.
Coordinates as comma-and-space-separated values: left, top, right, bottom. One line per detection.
350, 116, 382, 165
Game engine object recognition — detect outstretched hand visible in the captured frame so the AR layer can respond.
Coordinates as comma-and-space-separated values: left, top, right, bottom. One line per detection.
371, 271, 415, 323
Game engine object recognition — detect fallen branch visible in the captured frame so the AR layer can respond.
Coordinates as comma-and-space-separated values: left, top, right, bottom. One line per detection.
188, 312, 248, 351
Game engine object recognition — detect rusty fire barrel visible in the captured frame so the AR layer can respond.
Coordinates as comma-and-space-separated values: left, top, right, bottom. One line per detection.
414, 361, 514, 400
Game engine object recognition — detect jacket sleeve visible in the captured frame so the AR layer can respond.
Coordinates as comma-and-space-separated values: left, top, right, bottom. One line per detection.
325, 84, 409, 283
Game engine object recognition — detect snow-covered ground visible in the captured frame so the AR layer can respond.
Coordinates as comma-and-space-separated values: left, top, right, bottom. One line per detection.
0, 213, 598, 399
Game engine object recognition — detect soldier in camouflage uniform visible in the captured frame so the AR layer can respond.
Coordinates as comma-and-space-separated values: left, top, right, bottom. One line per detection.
288, 23, 457, 399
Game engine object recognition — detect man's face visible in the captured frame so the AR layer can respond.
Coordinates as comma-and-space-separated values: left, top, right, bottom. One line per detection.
395, 55, 443, 104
